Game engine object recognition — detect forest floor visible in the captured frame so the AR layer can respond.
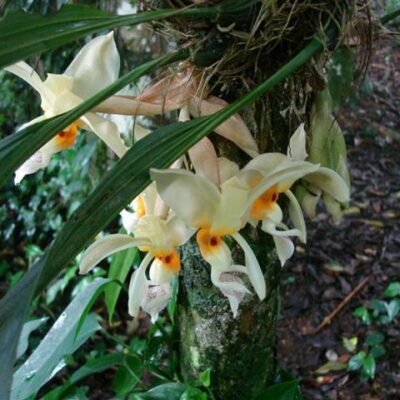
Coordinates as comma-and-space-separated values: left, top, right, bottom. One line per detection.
278, 35, 400, 400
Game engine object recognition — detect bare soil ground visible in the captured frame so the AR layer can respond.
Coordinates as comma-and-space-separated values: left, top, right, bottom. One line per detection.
278, 35, 400, 400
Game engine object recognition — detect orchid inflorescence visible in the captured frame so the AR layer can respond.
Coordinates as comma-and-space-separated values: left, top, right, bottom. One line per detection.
5, 33, 350, 320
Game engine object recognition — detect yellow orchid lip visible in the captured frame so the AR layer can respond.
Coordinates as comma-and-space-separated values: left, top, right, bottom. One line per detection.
154, 248, 181, 273
55, 122, 78, 150
196, 228, 223, 258
250, 185, 279, 220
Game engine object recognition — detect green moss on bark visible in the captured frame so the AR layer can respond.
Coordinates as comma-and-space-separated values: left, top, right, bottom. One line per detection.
178, 227, 281, 400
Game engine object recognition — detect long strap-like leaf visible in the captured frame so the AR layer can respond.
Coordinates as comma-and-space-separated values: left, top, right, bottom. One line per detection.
0, 36, 323, 399
0, 4, 212, 69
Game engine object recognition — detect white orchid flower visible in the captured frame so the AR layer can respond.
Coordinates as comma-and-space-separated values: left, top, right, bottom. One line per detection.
80, 215, 194, 322
4, 32, 127, 183
151, 168, 265, 316
240, 124, 350, 265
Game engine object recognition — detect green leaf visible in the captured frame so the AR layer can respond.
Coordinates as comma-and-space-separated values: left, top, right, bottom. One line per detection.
0, 5, 216, 70
342, 336, 358, 353
16, 317, 48, 359
0, 50, 184, 189
361, 355, 376, 379
132, 383, 191, 400
353, 306, 371, 325
180, 387, 207, 400
256, 380, 301, 400
200, 368, 211, 388
42, 353, 126, 400
365, 332, 384, 346
12, 293, 103, 400
384, 282, 400, 298
384, 299, 400, 322
348, 351, 366, 371
112, 355, 143, 396
370, 344, 386, 359
105, 243, 140, 323
0, 35, 324, 399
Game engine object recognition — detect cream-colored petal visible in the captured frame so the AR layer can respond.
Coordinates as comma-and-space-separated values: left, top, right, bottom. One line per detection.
261, 219, 301, 238
133, 122, 151, 142
201, 240, 233, 271
142, 183, 158, 216
64, 32, 120, 99
304, 167, 350, 203
149, 259, 176, 285
242, 153, 289, 177
232, 232, 266, 300
210, 266, 251, 297
4, 62, 53, 105
285, 190, 307, 243
287, 123, 308, 161
188, 137, 220, 187
247, 161, 319, 207
166, 216, 196, 247
82, 113, 128, 158
128, 253, 153, 317
79, 234, 151, 274
141, 283, 172, 322
133, 215, 171, 253
296, 184, 321, 219
150, 168, 220, 229
218, 273, 247, 317
273, 236, 294, 267
218, 157, 239, 183
189, 96, 259, 157
120, 208, 138, 234
211, 177, 248, 235
14, 148, 52, 184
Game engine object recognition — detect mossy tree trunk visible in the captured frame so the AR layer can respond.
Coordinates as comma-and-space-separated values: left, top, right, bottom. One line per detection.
144, 1, 358, 398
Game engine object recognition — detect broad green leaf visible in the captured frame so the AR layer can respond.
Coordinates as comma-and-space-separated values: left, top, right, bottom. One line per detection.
11, 278, 109, 400
0, 5, 216, 70
370, 344, 386, 359
12, 313, 100, 400
353, 306, 371, 325
384, 299, 400, 321
0, 50, 185, 189
199, 368, 211, 387
0, 35, 324, 399
131, 383, 192, 400
384, 281, 400, 298
361, 355, 376, 379
16, 317, 48, 359
256, 380, 301, 400
348, 351, 366, 371
105, 243, 140, 323
43, 353, 126, 400
112, 355, 143, 396
365, 332, 384, 346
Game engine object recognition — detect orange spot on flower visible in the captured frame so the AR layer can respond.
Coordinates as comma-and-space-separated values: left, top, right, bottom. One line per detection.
250, 185, 279, 220
55, 123, 78, 149
196, 228, 222, 257
155, 248, 180, 273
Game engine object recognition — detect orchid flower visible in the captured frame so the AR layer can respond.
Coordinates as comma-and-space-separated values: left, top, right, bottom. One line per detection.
151, 168, 265, 316
4, 32, 127, 183
80, 215, 194, 321
239, 124, 350, 265
96, 68, 259, 158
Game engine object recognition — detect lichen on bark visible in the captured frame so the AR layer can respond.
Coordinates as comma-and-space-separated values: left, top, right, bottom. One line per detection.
178, 227, 281, 400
